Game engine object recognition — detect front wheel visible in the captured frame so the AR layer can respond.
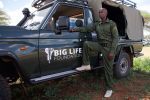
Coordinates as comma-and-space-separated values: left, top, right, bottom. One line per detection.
114, 51, 131, 79
0, 75, 11, 100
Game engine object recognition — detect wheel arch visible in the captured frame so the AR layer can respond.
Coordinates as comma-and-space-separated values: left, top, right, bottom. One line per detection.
115, 45, 134, 67
0, 51, 24, 83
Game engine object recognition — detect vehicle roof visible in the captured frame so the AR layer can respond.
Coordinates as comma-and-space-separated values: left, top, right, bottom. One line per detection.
32, 0, 137, 9
32, 0, 89, 9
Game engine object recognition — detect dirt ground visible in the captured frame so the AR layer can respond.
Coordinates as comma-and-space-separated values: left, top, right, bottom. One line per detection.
12, 72, 150, 100
140, 47, 150, 57
58, 73, 150, 100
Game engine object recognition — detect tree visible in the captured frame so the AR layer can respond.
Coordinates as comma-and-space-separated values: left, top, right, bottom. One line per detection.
0, 9, 9, 25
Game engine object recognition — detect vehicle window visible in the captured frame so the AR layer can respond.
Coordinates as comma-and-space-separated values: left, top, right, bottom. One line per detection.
23, 6, 52, 30
46, 5, 84, 31
87, 9, 93, 25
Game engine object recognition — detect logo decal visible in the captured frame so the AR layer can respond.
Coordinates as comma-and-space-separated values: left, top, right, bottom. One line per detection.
45, 48, 82, 63
45, 48, 55, 63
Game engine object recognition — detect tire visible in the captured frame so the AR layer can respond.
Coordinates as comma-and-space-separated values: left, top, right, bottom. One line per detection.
114, 51, 131, 79
0, 75, 11, 100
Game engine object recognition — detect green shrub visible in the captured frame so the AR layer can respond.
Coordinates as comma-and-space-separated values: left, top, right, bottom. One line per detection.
133, 57, 150, 73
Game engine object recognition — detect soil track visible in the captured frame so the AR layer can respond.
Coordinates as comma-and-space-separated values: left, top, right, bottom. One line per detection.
141, 47, 150, 57
12, 72, 150, 100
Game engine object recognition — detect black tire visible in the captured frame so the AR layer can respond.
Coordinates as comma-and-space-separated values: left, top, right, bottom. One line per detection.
114, 51, 131, 79
0, 75, 11, 100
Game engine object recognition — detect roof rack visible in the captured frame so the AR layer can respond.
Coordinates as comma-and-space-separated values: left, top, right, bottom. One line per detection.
32, 0, 88, 8
32, 0, 45, 8
32, 0, 56, 8
114, 0, 136, 8
58, 0, 88, 5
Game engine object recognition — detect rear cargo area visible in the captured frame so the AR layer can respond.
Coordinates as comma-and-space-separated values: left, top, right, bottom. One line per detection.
88, 0, 143, 40
102, 2, 126, 37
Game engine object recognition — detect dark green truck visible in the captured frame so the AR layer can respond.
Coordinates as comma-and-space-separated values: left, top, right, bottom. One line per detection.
0, 0, 143, 100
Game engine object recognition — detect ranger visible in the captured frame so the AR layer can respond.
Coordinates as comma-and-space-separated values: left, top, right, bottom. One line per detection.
0, 0, 143, 100
73, 8, 119, 97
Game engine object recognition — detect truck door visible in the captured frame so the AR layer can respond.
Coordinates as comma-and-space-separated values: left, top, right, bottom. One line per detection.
39, 4, 85, 76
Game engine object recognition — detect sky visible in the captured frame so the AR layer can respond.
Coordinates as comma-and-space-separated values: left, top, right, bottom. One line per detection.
0, 0, 34, 25
0, 0, 150, 25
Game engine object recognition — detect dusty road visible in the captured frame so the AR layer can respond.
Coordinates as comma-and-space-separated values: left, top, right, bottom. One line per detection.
140, 47, 150, 57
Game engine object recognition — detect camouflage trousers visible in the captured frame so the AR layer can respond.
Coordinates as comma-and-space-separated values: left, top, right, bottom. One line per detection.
82, 41, 115, 90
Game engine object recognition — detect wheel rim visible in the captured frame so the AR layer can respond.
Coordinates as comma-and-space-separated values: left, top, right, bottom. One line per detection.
120, 58, 129, 74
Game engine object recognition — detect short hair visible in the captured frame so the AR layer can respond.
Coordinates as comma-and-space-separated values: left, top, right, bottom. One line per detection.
99, 8, 108, 15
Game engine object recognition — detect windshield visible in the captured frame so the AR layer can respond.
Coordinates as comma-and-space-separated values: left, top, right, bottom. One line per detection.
23, 6, 52, 30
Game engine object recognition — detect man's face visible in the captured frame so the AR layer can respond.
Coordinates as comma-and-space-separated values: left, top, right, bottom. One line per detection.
99, 9, 107, 19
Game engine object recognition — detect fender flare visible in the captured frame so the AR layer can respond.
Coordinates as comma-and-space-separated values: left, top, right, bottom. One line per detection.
0, 50, 34, 84
115, 45, 134, 62
0, 50, 25, 81
0, 50, 19, 61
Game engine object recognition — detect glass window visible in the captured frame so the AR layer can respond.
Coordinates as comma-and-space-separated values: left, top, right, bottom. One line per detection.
23, 6, 52, 30
46, 5, 84, 31
87, 9, 93, 25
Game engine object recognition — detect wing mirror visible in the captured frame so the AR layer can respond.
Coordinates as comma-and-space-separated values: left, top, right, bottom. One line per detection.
57, 16, 70, 30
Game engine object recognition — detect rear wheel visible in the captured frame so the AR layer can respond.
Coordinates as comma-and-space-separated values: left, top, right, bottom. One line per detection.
0, 75, 11, 100
114, 51, 131, 79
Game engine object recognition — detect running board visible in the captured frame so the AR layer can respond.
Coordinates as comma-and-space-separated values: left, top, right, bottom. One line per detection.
30, 66, 104, 84
30, 70, 79, 83
92, 65, 104, 70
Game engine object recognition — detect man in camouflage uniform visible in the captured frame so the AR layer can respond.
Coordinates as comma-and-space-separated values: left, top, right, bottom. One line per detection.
75, 8, 118, 98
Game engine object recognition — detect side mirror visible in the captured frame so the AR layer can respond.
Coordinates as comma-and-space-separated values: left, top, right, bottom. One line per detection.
75, 20, 83, 27
57, 16, 70, 30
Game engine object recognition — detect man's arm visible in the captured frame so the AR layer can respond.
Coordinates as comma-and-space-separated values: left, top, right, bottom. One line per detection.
71, 23, 95, 33
77, 23, 95, 33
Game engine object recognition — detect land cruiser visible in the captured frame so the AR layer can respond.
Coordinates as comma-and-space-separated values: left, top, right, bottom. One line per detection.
0, 0, 143, 100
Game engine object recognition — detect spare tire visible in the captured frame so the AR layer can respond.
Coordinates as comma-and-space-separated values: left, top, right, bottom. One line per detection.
0, 75, 11, 100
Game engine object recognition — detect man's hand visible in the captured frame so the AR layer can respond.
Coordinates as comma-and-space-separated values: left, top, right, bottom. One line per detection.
108, 52, 114, 61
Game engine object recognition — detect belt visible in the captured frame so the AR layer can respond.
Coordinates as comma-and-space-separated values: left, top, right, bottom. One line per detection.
100, 43, 108, 47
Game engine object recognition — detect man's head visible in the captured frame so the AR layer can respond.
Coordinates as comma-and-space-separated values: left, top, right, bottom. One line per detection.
99, 8, 108, 21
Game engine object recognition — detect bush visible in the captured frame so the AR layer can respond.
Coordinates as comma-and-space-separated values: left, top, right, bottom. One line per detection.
133, 57, 150, 73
